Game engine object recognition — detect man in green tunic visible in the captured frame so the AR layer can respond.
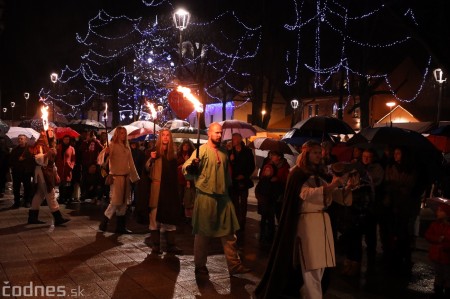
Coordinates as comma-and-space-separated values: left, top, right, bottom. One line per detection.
183, 122, 250, 276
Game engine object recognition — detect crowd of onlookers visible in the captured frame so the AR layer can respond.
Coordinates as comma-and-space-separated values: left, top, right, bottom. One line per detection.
1, 128, 450, 298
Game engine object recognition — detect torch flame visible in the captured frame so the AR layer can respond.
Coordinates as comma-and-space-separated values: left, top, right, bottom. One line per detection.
147, 102, 157, 120
176, 86, 204, 113
104, 103, 108, 119
41, 106, 49, 131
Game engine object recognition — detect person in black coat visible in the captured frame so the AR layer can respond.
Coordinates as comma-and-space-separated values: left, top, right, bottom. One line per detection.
8, 134, 35, 208
228, 133, 255, 231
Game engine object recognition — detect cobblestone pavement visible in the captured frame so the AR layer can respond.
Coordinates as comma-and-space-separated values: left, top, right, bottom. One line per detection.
0, 182, 435, 298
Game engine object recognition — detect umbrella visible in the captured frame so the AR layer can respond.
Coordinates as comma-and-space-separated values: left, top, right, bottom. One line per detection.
163, 119, 190, 130
429, 125, 450, 137
129, 120, 162, 131
218, 120, 256, 140
425, 197, 450, 213
109, 125, 139, 138
293, 116, 355, 135
281, 128, 331, 146
54, 127, 80, 139
249, 137, 296, 155
170, 127, 208, 145
127, 127, 156, 140
348, 127, 439, 152
0, 135, 14, 148
6, 127, 40, 146
19, 119, 57, 132
427, 135, 450, 153
68, 119, 105, 131
0, 119, 9, 135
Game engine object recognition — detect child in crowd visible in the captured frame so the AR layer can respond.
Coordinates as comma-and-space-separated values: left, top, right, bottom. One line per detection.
425, 203, 450, 299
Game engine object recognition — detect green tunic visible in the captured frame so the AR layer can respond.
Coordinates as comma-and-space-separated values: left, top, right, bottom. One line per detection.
183, 143, 240, 237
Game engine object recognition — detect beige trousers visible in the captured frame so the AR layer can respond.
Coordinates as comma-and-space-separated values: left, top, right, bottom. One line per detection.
31, 176, 59, 212
194, 234, 242, 272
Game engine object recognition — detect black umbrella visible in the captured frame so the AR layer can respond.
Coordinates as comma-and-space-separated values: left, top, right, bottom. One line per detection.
249, 137, 296, 155
293, 116, 355, 135
281, 128, 332, 146
348, 127, 439, 152
348, 126, 442, 181
0, 119, 9, 135
19, 119, 57, 132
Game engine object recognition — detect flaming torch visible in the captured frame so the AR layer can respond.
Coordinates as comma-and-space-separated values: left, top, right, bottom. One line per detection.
147, 102, 158, 141
40, 105, 50, 148
176, 86, 203, 158
103, 103, 109, 147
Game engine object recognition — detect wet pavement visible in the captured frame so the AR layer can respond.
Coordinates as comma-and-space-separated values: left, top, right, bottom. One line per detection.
0, 182, 435, 298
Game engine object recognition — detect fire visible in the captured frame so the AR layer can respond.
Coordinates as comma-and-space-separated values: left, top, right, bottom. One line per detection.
176, 86, 203, 113
104, 103, 108, 119
41, 106, 49, 131
147, 102, 157, 120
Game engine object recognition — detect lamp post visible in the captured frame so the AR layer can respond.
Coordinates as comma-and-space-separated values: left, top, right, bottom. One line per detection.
10, 102, 15, 126
173, 8, 190, 81
386, 101, 396, 126
24, 92, 30, 119
2, 108, 7, 120
50, 72, 58, 122
434, 68, 447, 124
290, 98, 299, 127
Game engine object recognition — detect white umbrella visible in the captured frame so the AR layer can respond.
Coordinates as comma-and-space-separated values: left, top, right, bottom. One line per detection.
218, 120, 257, 140
108, 125, 139, 139
163, 119, 190, 130
129, 120, 162, 131
6, 127, 40, 146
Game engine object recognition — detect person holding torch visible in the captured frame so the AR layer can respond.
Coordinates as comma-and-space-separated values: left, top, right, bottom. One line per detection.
28, 106, 70, 225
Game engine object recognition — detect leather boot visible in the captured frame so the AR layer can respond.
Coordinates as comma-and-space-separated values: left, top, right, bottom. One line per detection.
52, 210, 70, 226
115, 216, 132, 234
28, 209, 45, 224
98, 215, 109, 231
165, 231, 183, 255
150, 230, 161, 254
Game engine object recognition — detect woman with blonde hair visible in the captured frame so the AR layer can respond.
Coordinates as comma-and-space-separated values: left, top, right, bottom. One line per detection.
256, 140, 350, 298
98, 126, 140, 233
146, 128, 182, 254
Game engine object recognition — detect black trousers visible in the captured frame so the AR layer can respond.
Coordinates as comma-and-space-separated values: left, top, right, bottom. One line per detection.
12, 171, 34, 205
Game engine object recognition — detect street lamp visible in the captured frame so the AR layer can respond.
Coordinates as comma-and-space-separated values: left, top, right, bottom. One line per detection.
173, 8, 190, 80
386, 101, 396, 126
24, 92, 30, 119
10, 102, 15, 126
50, 72, 58, 122
290, 98, 299, 127
433, 68, 447, 124
2, 108, 7, 120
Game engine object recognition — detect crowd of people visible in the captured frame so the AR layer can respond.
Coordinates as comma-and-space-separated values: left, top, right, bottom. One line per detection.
1, 122, 450, 298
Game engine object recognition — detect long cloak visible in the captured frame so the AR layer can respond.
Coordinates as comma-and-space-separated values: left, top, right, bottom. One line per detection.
254, 166, 310, 298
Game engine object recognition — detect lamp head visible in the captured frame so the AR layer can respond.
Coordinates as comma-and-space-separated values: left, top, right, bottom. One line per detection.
173, 8, 190, 30
434, 68, 447, 84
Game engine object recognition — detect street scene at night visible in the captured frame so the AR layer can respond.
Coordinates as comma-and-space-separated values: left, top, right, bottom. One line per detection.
0, 0, 449, 298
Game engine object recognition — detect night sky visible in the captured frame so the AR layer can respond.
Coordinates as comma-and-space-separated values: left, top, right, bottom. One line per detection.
0, 0, 448, 120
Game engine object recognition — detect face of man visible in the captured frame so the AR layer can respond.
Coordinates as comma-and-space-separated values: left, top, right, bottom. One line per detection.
161, 130, 170, 145
362, 151, 373, 165
208, 123, 223, 146
63, 137, 70, 145
309, 145, 322, 165
231, 134, 242, 147
18, 135, 27, 147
